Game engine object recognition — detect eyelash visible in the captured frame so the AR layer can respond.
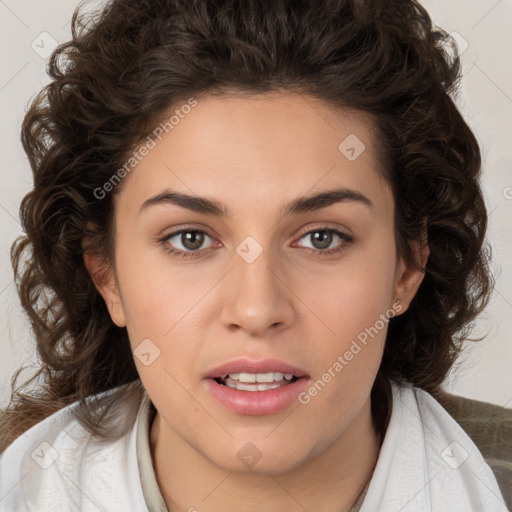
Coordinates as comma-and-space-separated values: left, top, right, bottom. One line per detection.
158, 226, 354, 260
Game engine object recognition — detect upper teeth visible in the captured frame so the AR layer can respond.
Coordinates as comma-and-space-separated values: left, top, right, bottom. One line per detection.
221, 372, 294, 383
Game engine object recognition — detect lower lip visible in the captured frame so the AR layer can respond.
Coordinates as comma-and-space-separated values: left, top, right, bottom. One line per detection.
204, 377, 310, 415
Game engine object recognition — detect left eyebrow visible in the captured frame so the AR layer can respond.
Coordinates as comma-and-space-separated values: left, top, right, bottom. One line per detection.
282, 187, 374, 216
139, 187, 374, 217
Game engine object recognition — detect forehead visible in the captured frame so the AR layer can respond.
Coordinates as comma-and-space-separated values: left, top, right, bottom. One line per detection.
114, 92, 392, 216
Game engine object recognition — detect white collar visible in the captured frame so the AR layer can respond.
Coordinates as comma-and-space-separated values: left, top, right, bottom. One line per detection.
359, 382, 507, 511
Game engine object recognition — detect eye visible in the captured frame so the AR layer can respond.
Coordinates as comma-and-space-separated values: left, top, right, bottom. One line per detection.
295, 228, 353, 254
159, 228, 218, 259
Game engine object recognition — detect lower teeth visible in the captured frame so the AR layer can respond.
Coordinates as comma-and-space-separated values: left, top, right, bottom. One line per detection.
218, 377, 296, 392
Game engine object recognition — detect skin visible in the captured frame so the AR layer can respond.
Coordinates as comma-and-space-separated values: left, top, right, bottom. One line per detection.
85, 92, 429, 512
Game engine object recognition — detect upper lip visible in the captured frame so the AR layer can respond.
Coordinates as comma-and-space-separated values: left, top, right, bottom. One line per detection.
204, 358, 309, 379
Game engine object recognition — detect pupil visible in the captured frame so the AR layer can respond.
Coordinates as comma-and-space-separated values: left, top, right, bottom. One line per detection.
312, 230, 332, 249
182, 231, 204, 250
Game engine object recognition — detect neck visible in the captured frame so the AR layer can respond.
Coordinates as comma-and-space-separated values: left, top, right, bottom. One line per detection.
150, 393, 383, 512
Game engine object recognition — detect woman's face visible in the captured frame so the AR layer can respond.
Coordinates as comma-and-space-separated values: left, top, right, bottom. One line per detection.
91, 92, 425, 473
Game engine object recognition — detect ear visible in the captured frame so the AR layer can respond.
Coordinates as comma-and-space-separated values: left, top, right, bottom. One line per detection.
392, 235, 430, 315
83, 250, 127, 328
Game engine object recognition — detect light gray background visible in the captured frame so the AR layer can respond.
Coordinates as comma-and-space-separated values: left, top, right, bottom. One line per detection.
1, 0, 511, 407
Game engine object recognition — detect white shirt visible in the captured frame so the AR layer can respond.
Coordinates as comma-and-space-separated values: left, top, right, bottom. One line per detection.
0, 380, 507, 511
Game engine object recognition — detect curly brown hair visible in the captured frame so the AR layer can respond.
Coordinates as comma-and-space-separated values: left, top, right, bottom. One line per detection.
1, 0, 493, 450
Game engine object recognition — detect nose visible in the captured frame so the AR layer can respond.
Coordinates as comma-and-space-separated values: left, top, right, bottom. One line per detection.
219, 242, 296, 337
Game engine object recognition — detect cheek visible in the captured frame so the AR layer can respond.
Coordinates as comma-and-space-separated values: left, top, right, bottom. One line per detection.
112, 241, 168, 349
293, 246, 397, 384
302, 248, 397, 336
113, 242, 208, 380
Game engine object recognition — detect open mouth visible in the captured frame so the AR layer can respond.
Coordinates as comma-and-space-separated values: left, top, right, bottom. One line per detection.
214, 372, 299, 392
205, 362, 309, 414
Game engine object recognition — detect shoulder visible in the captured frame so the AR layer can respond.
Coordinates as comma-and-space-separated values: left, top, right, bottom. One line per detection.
0, 381, 149, 512
390, 381, 511, 509
361, 381, 507, 511
435, 388, 512, 509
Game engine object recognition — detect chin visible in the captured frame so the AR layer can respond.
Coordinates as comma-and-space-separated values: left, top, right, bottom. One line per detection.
206, 440, 315, 475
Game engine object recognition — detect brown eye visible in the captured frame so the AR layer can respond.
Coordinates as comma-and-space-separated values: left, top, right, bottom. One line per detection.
160, 229, 216, 258
297, 228, 353, 253
309, 230, 333, 250
179, 231, 206, 251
